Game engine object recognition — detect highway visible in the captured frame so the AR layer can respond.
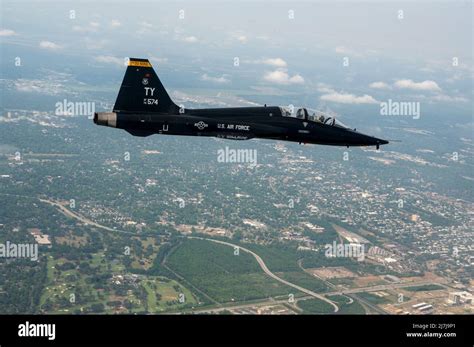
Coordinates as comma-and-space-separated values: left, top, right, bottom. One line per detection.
36, 197, 337, 312
188, 236, 339, 313
324, 280, 448, 296
36, 196, 447, 315
39, 198, 135, 235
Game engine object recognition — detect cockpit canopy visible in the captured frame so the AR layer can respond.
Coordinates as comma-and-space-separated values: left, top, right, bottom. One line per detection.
279, 106, 349, 128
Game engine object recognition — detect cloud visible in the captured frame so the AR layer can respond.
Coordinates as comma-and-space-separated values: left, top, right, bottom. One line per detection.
73, 25, 92, 33
394, 79, 441, 92
430, 94, 468, 103
369, 81, 392, 90
73, 26, 96, 33
263, 69, 304, 85
316, 83, 336, 93
73, 22, 101, 33
318, 83, 378, 104
246, 58, 288, 67
137, 21, 153, 35
149, 56, 168, 64
335, 46, 364, 57
39, 41, 61, 50
201, 74, 230, 84
335, 46, 377, 58
335, 46, 354, 55
182, 36, 198, 43
0, 29, 16, 36
172, 90, 259, 107
262, 58, 287, 68
82, 38, 108, 50
110, 19, 121, 28
229, 31, 248, 43
94, 55, 124, 66
320, 92, 378, 104
236, 35, 247, 43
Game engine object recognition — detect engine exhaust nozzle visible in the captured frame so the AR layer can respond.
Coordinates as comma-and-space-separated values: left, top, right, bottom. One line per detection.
93, 112, 117, 128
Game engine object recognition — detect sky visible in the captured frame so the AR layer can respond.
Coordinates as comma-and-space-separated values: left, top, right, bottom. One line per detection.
1, 0, 472, 124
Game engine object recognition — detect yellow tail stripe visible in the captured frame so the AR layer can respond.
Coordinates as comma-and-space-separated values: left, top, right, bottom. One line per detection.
128, 60, 152, 67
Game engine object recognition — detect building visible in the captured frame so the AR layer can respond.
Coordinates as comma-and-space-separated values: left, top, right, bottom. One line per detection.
448, 291, 473, 305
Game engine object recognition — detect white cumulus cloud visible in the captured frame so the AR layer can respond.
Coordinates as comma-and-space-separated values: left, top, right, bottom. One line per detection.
0, 29, 16, 36
183, 36, 198, 43
136, 21, 153, 35
263, 69, 304, 85
262, 58, 287, 68
39, 41, 61, 50
72, 26, 94, 33
430, 94, 468, 103
335, 46, 376, 57
229, 31, 248, 44
110, 20, 121, 28
73, 22, 101, 33
245, 58, 288, 67
149, 56, 168, 64
236, 35, 247, 43
335, 46, 354, 55
94, 55, 125, 66
316, 83, 336, 93
320, 92, 378, 104
369, 81, 392, 90
201, 74, 230, 84
394, 79, 441, 92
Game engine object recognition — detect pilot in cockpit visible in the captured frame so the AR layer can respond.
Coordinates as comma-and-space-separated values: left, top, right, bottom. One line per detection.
296, 108, 309, 120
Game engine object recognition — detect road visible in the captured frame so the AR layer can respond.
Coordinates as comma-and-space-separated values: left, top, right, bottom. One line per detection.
37, 198, 338, 311
36, 196, 447, 315
39, 198, 135, 235
187, 236, 339, 313
325, 280, 448, 296
192, 296, 300, 314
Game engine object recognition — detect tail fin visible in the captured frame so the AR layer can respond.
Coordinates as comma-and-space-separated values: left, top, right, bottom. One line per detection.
113, 58, 178, 114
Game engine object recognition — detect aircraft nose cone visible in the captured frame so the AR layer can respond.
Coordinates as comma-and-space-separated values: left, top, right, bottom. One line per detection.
352, 132, 389, 149
362, 134, 388, 146
372, 137, 389, 149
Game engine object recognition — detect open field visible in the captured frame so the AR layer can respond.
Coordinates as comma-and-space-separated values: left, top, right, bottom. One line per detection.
165, 239, 294, 303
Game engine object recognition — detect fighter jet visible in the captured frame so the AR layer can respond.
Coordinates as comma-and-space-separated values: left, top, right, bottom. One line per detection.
94, 58, 389, 149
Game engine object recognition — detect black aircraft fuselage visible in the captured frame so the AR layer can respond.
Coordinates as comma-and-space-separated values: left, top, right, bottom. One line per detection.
94, 58, 389, 149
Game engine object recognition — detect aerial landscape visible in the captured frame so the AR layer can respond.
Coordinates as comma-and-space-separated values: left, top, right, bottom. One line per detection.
0, 0, 472, 326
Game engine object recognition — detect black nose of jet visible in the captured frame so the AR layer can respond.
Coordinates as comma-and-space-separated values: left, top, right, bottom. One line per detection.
354, 132, 389, 149
374, 137, 389, 149
344, 130, 389, 149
